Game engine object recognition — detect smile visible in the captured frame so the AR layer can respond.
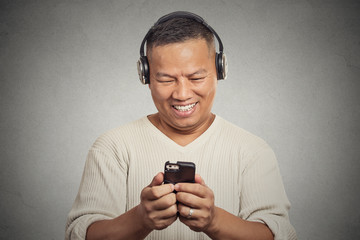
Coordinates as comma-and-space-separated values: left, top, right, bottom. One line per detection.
172, 102, 197, 112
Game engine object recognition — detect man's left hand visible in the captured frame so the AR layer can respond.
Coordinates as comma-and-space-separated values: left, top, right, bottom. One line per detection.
175, 174, 216, 232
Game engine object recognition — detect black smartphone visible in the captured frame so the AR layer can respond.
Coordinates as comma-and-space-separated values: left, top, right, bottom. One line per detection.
164, 161, 196, 184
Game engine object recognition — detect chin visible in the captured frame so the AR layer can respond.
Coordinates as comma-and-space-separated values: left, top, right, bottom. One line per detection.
170, 118, 201, 130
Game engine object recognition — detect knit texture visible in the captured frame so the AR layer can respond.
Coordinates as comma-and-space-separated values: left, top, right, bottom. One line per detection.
65, 116, 297, 239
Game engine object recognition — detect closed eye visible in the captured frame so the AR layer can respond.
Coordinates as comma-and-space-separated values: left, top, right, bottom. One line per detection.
190, 76, 206, 81
156, 78, 175, 83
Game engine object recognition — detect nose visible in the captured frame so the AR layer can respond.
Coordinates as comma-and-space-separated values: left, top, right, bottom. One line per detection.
172, 78, 192, 101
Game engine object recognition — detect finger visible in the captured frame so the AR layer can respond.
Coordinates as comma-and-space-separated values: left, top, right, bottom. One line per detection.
143, 184, 175, 201
150, 213, 178, 230
174, 182, 208, 198
194, 174, 205, 185
177, 203, 196, 219
149, 203, 178, 220
153, 192, 177, 210
149, 172, 164, 187
178, 208, 201, 232
178, 215, 202, 232
176, 191, 202, 208
178, 204, 213, 233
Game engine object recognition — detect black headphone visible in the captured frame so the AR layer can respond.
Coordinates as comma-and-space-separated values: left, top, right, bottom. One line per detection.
137, 11, 228, 85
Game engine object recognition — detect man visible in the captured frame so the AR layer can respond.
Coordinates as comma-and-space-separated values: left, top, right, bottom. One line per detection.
66, 12, 296, 240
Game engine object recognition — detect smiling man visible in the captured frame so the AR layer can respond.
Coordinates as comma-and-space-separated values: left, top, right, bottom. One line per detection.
147, 38, 217, 146
66, 12, 297, 240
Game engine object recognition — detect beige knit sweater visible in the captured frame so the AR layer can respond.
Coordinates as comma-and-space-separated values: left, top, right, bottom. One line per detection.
65, 116, 297, 239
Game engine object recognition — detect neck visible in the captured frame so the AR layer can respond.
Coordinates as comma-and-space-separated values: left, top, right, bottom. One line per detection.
148, 113, 215, 146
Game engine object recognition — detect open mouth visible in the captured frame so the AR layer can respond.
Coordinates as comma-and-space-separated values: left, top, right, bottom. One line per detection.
172, 102, 198, 112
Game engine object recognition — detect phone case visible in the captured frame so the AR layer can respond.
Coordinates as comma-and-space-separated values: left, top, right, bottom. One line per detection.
164, 161, 196, 184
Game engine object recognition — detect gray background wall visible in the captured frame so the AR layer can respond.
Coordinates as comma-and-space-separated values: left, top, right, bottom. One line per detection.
1, 0, 359, 239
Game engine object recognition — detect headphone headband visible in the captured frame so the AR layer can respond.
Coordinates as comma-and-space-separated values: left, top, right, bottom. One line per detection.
140, 11, 224, 57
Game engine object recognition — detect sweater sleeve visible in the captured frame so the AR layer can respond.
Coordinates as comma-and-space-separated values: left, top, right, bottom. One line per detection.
239, 144, 297, 240
65, 135, 128, 240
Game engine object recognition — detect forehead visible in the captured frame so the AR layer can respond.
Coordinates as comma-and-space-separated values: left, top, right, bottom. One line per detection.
147, 38, 214, 59
151, 39, 211, 65
148, 39, 215, 77
150, 39, 213, 61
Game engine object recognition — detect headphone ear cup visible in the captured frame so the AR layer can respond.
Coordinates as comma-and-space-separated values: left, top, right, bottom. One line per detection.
137, 56, 150, 84
215, 52, 227, 80
215, 52, 222, 80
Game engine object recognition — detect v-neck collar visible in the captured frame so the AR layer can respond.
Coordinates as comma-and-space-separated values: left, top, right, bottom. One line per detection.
142, 115, 220, 153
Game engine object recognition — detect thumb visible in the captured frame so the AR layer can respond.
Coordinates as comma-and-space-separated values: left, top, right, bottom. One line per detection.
195, 174, 205, 185
149, 172, 164, 187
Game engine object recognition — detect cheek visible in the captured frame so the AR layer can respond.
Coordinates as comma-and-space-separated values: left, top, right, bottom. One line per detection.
201, 82, 217, 100
151, 87, 170, 103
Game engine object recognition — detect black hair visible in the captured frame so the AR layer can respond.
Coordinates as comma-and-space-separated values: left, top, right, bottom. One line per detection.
146, 17, 215, 56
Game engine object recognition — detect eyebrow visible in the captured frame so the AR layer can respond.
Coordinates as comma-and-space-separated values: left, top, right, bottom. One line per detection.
186, 69, 208, 77
155, 72, 175, 79
155, 69, 208, 79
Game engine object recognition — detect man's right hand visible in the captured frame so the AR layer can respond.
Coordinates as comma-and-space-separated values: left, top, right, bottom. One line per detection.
137, 172, 178, 230
86, 172, 177, 240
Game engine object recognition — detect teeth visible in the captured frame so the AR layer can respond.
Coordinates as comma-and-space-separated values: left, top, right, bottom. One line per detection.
173, 103, 197, 112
